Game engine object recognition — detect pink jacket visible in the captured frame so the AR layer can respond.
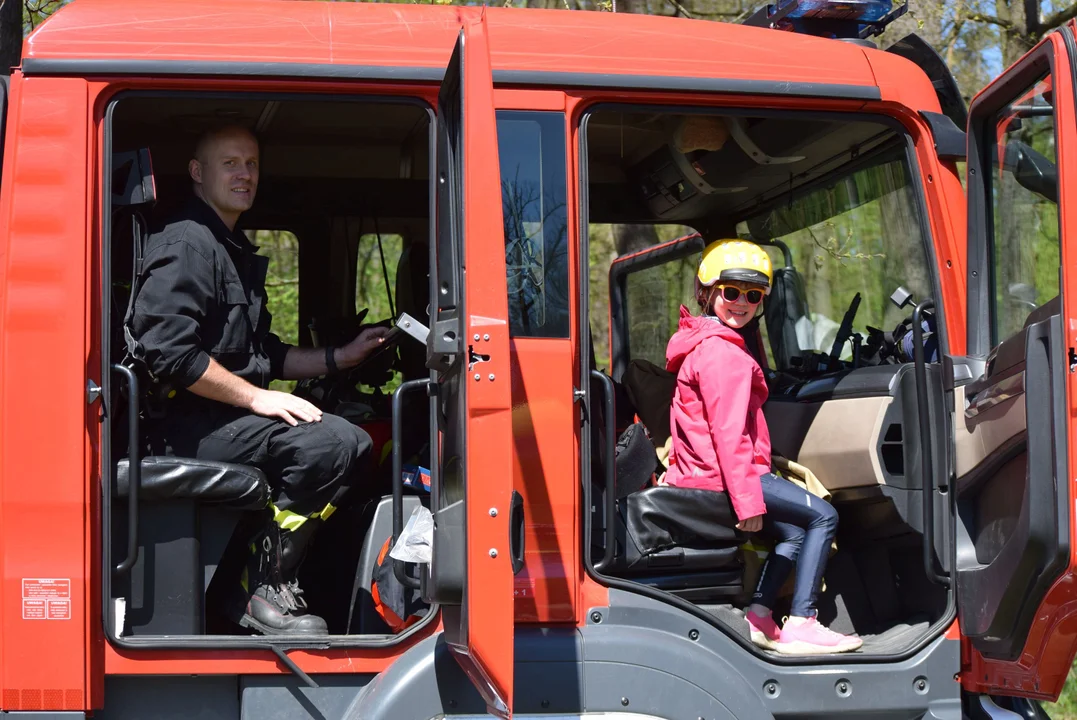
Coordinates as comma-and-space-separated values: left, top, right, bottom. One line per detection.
664, 306, 771, 520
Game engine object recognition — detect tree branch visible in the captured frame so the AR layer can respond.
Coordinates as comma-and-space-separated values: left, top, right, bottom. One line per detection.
965, 11, 1017, 32
664, 0, 694, 18
1041, 3, 1077, 31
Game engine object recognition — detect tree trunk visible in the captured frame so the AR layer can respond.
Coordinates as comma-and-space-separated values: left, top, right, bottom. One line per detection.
0, 0, 21, 75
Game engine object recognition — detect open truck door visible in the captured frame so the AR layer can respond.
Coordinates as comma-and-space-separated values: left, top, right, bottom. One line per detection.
958, 25, 1077, 700
424, 13, 518, 718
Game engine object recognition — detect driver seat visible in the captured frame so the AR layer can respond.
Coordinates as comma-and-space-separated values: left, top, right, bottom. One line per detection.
110, 148, 272, 636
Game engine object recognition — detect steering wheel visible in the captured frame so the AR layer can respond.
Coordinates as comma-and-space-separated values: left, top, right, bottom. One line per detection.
827, 292, 862, 368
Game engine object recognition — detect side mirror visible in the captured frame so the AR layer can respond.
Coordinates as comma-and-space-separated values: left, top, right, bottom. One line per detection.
1003, 139, 1057, 203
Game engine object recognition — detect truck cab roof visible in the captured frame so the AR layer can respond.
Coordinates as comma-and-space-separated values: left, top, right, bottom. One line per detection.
22, 0, 939, 113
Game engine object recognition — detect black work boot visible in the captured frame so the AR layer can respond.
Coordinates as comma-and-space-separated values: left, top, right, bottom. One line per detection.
232, 522, 328, 636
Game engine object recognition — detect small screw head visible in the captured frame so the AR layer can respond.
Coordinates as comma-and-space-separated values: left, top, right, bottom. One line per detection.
590, 611, 602, 623
488, 373, 495, 381
688, 629, 699, 641
764, 681, 779, 698
489, 549, 498, 558
836, 680, 851, 698
541, 700, 550, 709
489, 508, 498, 517
474, 373, 480, 381
621, 697, 629, 707
474, 334, 480, 341
483, 334, 490, 341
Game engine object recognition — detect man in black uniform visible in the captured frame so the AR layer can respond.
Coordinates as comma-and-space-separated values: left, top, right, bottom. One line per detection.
128, 125, 388, 635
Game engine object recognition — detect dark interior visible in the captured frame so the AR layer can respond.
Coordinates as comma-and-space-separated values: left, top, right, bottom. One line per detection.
106, 95, 434, 640
585, 107, 953, 658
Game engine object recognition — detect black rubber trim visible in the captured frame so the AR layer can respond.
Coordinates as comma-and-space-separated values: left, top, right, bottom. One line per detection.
21, 58, 883, 101
23, 58, 443, 82
577, 108, 957, 667
886, 33, 967, 127
920, 111, 967, 160
99, 88, 440, 651
495, 70, 881, 100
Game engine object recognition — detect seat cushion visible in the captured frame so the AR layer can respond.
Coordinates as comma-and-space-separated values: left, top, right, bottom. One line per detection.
116, 456, 270, 510
626, 486, 742, 558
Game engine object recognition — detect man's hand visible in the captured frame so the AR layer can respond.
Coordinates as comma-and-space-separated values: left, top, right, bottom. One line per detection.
339, 326, 392, 368
249, 389, 323, 427
736, 514, 763, 533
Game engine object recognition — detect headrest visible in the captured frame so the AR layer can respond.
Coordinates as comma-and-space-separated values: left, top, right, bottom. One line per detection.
112, 148, 156, 210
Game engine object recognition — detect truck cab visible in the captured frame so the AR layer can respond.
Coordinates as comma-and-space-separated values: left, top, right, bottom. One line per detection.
0, 1, 1074, 718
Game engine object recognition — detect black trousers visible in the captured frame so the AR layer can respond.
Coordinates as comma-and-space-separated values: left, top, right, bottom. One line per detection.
158, 401, 372, 520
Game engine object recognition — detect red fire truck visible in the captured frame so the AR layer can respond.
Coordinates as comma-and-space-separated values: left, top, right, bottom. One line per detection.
0, 0, 1073, 717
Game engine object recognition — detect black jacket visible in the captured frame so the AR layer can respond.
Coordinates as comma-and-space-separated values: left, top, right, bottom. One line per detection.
129, 197, 290, 394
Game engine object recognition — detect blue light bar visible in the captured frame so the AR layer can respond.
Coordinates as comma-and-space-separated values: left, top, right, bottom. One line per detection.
743, 0, 907, 39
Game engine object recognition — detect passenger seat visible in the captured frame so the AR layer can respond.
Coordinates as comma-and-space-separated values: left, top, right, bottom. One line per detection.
599, 359, 745, 602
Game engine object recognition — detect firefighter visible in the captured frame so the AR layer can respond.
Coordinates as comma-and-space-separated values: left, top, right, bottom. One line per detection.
127, 125, 389, 636
664, 239, 862, 655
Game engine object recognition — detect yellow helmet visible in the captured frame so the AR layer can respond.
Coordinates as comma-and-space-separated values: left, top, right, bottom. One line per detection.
697, 239, 772, 292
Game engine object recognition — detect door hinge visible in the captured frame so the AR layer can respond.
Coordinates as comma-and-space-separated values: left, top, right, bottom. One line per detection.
573, 387, 586, 403
87, 379, 102, 405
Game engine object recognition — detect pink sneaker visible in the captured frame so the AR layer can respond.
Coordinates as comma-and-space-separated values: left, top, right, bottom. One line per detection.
746, 609, 781, 651
776, 616, 862, 655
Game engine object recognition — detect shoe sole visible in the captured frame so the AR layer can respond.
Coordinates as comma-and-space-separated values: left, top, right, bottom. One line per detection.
240, 614, 328, 636
750, 629, 780, 651
776, 639, 862, 655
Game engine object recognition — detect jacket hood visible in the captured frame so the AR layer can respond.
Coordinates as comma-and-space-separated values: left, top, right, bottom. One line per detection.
666, 305, 748, 374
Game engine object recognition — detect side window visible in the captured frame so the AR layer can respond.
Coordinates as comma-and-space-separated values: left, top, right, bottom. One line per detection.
623, 254, 699, 369
496, 111, 569, 338
989, 72, 1060, 344
249, 229, 300, 392
355, 232, 402, 318
742, 152, 934, 369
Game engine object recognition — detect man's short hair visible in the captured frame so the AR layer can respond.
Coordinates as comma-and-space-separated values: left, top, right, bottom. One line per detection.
192, 124, 259, 163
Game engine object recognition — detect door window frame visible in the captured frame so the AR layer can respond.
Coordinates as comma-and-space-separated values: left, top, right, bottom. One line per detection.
575, 100, 953, 665
99, 88, 440, 652
966, 40, 1064, 359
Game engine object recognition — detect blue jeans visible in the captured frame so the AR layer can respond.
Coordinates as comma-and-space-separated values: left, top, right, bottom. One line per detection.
750, 473, 839, 617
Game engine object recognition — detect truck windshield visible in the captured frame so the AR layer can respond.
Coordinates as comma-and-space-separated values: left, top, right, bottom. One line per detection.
743, 148, 933, 371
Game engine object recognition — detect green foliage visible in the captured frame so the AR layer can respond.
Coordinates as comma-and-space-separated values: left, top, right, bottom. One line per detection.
252, 229, 402, 393
251, 230, 300, 393
1047, 668, 1077, 719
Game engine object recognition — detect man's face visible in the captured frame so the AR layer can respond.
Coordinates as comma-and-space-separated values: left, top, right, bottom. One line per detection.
189, 129, 259, 228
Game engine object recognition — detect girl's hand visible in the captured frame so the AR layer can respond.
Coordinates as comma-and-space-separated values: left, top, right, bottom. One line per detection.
736, 514, 763, 533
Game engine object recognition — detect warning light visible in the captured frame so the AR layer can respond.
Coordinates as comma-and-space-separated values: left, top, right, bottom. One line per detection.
743, 0, 907, 39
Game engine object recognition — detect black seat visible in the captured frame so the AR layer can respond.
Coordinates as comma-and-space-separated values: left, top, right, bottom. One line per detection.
111, 458, 271, 636
116, 456, 270, 508
604, 486, 745, 601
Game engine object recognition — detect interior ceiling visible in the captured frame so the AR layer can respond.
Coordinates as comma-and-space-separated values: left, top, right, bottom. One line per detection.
112, 97, 431, 229
586, 111, 899, 229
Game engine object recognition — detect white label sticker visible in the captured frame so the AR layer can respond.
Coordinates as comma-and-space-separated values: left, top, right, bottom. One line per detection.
22, 578, 71, 620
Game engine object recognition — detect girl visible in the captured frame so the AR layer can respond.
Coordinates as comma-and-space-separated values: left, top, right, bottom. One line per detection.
664, 239, 861, 655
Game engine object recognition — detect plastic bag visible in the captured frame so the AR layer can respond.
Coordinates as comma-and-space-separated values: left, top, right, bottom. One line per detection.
389, 505, 434, 564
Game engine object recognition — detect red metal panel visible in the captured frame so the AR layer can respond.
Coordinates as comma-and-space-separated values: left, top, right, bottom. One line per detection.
0, 75, 90, 711
510, 340, 578, 623
448, 12, 516, 715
